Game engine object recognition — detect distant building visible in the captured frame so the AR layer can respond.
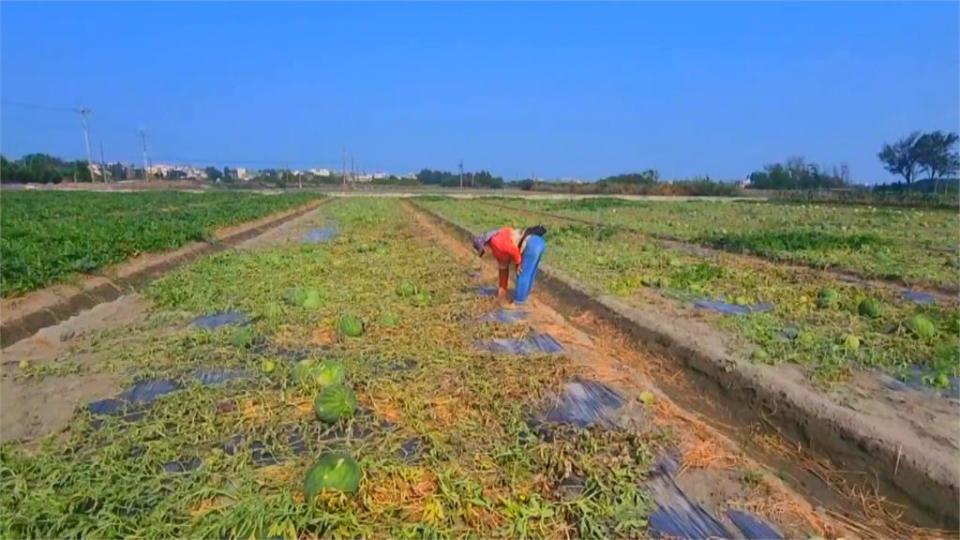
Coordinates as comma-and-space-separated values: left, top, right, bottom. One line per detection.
107, 162, 136, 180
223, 167, 250, 181
310, 168, 332, 176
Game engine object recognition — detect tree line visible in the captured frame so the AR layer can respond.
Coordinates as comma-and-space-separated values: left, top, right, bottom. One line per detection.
1, 154, 92, 184
510, 170, 737, 196
747, 158, 849, 190
415, 169, 504, 188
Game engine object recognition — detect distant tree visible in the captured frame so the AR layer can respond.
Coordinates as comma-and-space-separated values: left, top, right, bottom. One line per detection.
0, 153, 93, 183
205, 166, 223, 181
747, 157, 846, 190
74, 161, 92, 182
599, 170, 659, 185
914, 131, 959, 182
878, 132, 921, 184
416, 168, 503, 188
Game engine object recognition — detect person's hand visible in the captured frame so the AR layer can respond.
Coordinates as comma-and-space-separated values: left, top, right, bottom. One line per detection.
517, 265, 523, 275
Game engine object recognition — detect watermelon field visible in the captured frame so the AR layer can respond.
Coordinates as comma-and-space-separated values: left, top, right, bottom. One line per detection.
0, 194, 957, 538
481, 197, 960, 291
0, 190, 320, 296
420, 198, 960, 390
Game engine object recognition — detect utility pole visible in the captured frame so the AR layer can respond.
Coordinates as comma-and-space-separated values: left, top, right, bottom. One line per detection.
341, 147, 347, 189
78, 107, 93, 181
139, 129, 151, 181
459, 160, 464, 189
99, 142, 108, 183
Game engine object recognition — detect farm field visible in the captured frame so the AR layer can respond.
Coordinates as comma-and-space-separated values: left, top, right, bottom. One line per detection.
2, 198, 873, 539
0, 190, 320, 297
484, 197, 960, 291
419, 198, 960, 390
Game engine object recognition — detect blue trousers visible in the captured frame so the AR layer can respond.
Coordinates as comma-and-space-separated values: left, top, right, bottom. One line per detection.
514, 235, 545, 303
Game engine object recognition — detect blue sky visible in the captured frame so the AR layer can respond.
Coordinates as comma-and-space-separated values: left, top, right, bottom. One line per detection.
2, 2, 957, 182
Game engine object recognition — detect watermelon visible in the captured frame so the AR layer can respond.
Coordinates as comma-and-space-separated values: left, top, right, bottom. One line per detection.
396, 280, 418, 298
304, 452, 361, 499
411, 292, 431, 308
314, 384, 357, 423
857, 298, 882, 319
260, 358, 277, 374
338, 314, 364, 338
816, 288, 839, 309
906, 315, 937, 339
295, 359, 345, 387
302, 290, 323, 310
230, 326, 256, 349
284, 288, 307, 306
842, 334, 861, 352
797, 332, 816, 347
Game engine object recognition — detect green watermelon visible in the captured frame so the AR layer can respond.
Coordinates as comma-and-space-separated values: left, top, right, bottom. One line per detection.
302, 290, 323, 310
260, 358, 277, 374
313, 384, 357, 423
411, 292, 431, 307
338, 314, 364, 338
304, 452, 361, 499
857, 298, 882, 319
230, 326, 256, 349
906, 315, 937, 339
284, 287, 307, 306
842, 334, 861, 352
816, 288, 840, 309
295, 359, 345, 387
395, 280, 418, 298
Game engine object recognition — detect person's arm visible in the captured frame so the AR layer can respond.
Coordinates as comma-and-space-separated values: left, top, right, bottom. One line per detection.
498, 265, 509, 297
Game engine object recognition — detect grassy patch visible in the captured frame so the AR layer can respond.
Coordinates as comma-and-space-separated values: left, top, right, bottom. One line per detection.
1, 199, 660, 538
0, 191, 320, 296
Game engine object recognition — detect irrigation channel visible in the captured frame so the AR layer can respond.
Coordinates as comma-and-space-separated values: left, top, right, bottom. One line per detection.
0, 197, 955, 538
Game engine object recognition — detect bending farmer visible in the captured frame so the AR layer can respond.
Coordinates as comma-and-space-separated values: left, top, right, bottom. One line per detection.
471, 225, 547, 303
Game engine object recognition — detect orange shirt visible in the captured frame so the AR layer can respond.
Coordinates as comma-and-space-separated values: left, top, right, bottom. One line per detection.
487, 228, 522, 268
